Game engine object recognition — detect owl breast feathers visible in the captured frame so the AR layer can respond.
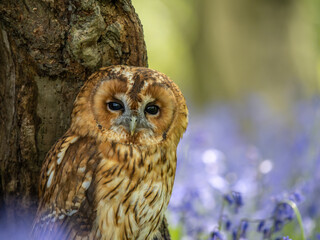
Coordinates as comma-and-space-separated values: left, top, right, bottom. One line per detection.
31, 65, 188, 240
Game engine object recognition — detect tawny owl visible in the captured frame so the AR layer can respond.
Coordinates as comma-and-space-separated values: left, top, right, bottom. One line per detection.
31, 65, 188, 240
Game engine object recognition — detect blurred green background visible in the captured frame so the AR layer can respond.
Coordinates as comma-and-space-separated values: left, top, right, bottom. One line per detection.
133, 0, 320, 110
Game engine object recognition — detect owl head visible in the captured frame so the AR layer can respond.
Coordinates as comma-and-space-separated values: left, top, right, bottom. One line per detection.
71, 65, 188, 146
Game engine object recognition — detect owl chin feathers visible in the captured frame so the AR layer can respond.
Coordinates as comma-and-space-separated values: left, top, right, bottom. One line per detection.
108, 125, 159, 145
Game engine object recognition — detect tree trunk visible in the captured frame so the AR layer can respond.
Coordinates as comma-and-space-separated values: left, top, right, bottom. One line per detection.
0, 1, 170, 239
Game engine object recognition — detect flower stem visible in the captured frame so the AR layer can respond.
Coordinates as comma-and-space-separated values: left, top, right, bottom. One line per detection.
218, 200, 226, 231
283, 200, 306, 240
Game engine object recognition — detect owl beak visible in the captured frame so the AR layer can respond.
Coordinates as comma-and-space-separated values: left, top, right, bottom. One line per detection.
130, 116, 138, 136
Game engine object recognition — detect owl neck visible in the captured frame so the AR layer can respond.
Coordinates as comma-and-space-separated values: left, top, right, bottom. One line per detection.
98, 140, 176, 173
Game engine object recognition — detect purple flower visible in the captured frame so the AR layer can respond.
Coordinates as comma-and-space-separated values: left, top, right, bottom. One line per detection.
282, 236, 292, 240
273, 203, 294, 222
210, 230, 225, 240
263, 227, 271, 238
225, 219, 232, 231
239, 220, 249, 237
257, 220, 265, 232
232, 191, 243, 208
289, 192, 303, 204
167, 97, 320, 238
224, 194, 233, 206
274, 219, 284, 232
232, 229, 237, 240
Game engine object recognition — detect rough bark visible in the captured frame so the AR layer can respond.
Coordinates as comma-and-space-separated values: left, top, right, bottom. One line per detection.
0, 1, 170, 239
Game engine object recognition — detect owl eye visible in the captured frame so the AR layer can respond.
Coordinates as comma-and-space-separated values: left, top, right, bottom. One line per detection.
145, 105, 159, 115
107, 102, 124, 111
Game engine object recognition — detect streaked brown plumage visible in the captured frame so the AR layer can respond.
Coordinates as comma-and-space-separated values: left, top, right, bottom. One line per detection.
31, 65, 188, 240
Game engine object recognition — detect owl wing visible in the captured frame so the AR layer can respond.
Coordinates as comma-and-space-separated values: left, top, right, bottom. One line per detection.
153, 217, 171, 240
32, 131, 101, 240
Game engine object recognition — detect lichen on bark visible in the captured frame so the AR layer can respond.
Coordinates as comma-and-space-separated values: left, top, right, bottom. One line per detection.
67, 3, 107, 68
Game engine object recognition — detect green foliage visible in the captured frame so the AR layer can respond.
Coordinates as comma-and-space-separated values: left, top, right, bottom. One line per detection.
169, 225, 183, 240
134, 0, 320, 103
133, 0, 195, 96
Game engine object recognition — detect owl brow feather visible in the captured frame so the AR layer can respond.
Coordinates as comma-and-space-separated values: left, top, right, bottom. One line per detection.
151, 82, 169, 89
90, 73, 126, 102
128, 74, 145, 101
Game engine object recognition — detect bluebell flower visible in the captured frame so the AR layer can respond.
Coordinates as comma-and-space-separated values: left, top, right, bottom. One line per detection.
257, 220, 265, 232
282, 236, 291, 240
289, 191, 303, 204
263, 227, 271, 238
224, 194, 233, 206
210, 230, 225, 240
239, 220, 249, 237
232, 191, 243, 207
232, 229, 237, 240
273, 219, 284, 232
273, 203, 294, 222
224, 219, 232, 231
167, 98, 320, 238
